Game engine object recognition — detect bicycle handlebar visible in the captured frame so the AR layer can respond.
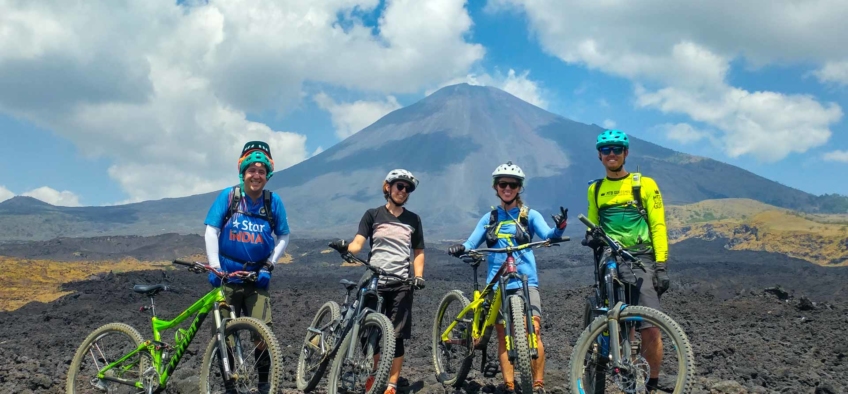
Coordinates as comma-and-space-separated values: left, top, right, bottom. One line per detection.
171, 260, 259, 282
328, 243, 408, 281
454, 237, 570, 263
577, 214, 640, 264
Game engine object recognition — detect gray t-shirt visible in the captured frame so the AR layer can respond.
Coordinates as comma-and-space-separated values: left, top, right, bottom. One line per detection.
357, 206, 425, 284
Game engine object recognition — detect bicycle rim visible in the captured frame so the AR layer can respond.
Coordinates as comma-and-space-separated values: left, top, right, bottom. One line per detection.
199, 317, 284, 394
431, 290, 473, 387
327, 313, 395, 394
568, 306, 695, 394
297, 301, 341, 392
66, 322, 149, 394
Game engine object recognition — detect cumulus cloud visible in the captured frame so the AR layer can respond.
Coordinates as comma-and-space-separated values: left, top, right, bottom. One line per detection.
813, 61, 848, 86
823, 150, 848, 163
653, 123, 712, 145
0, 0, 484, 201
0, 186, 14, 203
20, 186, 81, 206
491, 0, 846, 162
429, 68, 548, 108
602, 119, 616, 129
314, 93, 402, 139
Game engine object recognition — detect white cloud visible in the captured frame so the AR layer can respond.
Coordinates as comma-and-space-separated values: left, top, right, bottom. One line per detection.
21, 186, 81, 207
823, 150, 848, 163
429, 68, 548, 108
0, 0, 485, 201
492, 0, 846, 162
314, 93, 402, 139
0, 186, 14, 203
813, 61, 848, 86
602, 119, 616, 129
654, 123, 711, 145
311, 146, 325, 157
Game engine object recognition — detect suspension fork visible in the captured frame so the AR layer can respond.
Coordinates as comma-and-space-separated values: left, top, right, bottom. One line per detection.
498, 275, 515, 361
214, 302, 234, 381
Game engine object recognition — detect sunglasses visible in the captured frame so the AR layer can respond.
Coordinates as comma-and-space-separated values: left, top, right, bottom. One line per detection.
497, 181, 521, 190
394, 182, 413, 192
599, 146, 625, 155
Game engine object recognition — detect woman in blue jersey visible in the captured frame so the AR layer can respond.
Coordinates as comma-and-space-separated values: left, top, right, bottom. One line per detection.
447, 161, 567, 394
203, 140, 291, 394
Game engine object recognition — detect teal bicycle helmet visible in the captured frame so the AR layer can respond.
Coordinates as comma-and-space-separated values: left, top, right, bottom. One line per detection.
596, 129, 630, 149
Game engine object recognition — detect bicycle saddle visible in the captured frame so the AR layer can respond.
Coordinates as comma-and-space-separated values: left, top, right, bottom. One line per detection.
133, 283, 168, 295
339, 279, 357, 291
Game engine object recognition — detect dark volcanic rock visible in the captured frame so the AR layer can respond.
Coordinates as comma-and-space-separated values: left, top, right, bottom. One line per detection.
2, 238, 848, 393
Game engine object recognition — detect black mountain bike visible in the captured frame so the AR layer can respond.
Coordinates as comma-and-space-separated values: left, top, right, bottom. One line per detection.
568, 215, 694, 393
66, 260, 283, 394
296, 242, 410, 394
432, 237, 569, 394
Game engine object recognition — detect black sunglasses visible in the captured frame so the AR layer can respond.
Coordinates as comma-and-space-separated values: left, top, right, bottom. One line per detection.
497, 181, 521, 190
394, 182, 413, 192
599, 146, 625, 155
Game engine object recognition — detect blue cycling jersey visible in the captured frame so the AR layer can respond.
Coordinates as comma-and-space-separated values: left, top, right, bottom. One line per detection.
204, 188, 289, 275
461, 206, 563, 290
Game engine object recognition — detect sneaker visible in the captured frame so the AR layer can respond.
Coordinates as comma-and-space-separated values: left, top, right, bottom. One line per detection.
384, 386, 397, 394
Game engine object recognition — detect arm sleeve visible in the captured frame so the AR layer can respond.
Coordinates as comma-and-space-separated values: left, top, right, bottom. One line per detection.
529, 209, 563, 240
644, 178, 668, 262
205, 225, 221, 269
461, 214, 490, 251
273, 195, 290, 236
269, 233, 289, 265
587, 183, 600, 229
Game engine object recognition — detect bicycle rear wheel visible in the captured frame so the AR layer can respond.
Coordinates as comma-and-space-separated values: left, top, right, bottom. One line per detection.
508, 295, 533, 394
431, 290, 473, 387
199, 317, 284, 394
297, 301, 341, 391
568, 306, 695, 394
66, 322, 149, 394
327, 313, 395, 394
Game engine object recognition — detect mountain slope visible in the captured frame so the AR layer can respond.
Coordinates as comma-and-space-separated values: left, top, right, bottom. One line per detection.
0, 83, 841, 242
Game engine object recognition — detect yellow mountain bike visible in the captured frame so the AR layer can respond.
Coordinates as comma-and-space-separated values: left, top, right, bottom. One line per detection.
431, 237, 569, 393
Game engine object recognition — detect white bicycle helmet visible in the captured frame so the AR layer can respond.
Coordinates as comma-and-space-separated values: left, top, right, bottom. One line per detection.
385, 169, 419, 192
492, 161, 525, 182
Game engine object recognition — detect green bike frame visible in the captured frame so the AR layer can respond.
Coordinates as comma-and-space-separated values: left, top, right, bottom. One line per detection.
96, 287, 230, 389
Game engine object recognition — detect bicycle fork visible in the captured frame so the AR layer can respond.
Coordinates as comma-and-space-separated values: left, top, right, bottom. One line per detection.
519, 275, 539, 359
214, 302, 237, 382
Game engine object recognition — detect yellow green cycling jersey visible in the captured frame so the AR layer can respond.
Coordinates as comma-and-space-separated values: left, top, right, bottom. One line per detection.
586, 173, 668, 262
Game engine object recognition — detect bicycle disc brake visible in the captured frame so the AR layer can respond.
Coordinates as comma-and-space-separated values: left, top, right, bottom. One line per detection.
613, 355, 650, 393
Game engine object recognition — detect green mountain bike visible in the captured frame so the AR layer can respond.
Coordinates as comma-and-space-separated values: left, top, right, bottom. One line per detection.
432, 237, 569, 394
65, 260, 284, 394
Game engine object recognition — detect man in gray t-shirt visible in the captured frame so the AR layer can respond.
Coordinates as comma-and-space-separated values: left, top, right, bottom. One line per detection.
330, 169, 426, 394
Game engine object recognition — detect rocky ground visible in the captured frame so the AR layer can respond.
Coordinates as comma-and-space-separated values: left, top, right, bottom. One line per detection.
1, 238, 847, 393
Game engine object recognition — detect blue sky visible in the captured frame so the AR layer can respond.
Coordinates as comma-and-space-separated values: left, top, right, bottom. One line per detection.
1, 0, 846, 206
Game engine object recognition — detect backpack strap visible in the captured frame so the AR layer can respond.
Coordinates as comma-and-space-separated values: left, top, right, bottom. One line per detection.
263, 189, 276, 230
222, 186, 242, 225
592, 178, 604, 209
631, 173, 647, 219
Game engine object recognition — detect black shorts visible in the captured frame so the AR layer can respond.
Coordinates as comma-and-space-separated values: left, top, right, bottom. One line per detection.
633, 257, 662, 330
378, 283, 413, 339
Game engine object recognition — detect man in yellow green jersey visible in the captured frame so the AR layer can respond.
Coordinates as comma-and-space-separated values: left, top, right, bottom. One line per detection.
587, 129, 670, 393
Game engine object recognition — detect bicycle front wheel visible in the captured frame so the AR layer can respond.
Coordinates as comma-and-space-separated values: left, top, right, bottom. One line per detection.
199, 317, 284, 394
431, 290, 473, 387
297, 300, 341, 391
327, 312, 395, 394
66, 322, 149, 394
508, 295, 533, 394
568, 305, 695, 394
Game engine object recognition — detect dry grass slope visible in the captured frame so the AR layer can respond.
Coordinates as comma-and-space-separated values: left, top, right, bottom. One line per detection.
667, 198, 848, 266
0, 257, 168, 311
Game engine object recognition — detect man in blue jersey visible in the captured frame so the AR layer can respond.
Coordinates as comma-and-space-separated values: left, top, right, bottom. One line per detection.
204, 140, 290, 394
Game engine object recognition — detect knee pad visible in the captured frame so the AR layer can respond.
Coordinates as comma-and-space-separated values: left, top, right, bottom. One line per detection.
394, 338, 405, 358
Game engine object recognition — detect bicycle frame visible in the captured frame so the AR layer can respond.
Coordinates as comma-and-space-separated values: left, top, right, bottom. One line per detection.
440, 249, 541, 362
94, 286, 234, 390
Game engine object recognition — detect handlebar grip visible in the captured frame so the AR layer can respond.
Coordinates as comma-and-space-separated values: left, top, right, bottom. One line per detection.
172, 260, 194, 267
549, 236, 570, 243
577, 214, 596, 230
